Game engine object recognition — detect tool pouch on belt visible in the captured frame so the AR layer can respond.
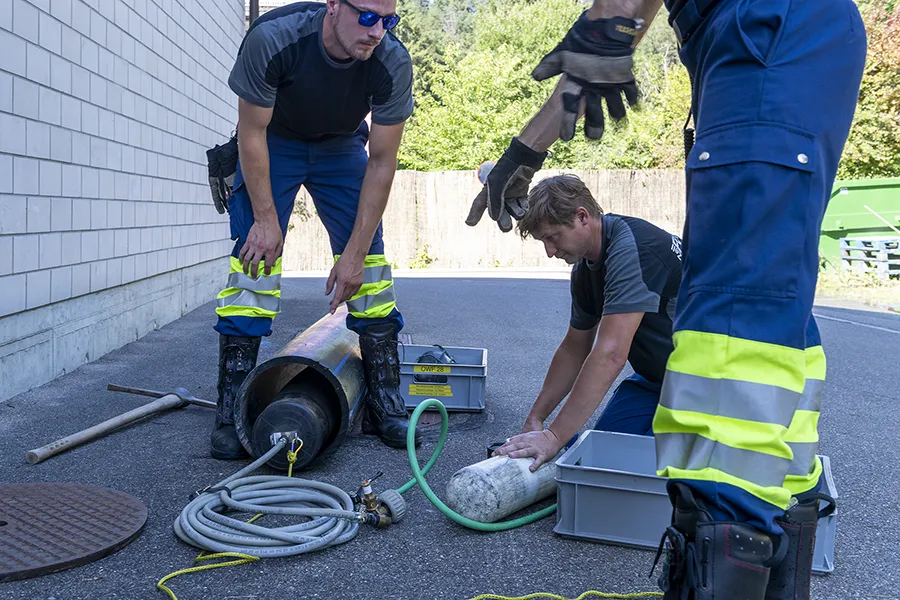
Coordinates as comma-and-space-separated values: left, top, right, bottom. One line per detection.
206, 133, 238, 214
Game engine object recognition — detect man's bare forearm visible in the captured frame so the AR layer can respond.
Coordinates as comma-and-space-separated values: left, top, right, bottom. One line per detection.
528, 340, 593, 423
547, 350, 626, 445
238, 129, 277, 223
344, 159, 396, 257
518, 77, 576, 153
587, 0, 665, 26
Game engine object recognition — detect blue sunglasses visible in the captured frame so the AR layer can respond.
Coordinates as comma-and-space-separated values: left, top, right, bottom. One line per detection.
339, 0, 401, 30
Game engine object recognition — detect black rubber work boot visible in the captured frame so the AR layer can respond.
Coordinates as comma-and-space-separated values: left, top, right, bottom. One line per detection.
359, 323, 421, 449
765, 492, 835, 600
210, 335, 260, 459
652, 481, 783, 600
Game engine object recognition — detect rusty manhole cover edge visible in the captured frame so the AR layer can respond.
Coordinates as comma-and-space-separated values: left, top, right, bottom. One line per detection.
0, 483, 148, 583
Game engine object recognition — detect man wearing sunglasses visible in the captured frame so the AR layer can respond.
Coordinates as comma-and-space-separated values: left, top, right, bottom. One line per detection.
468, 0, 865, 598
211, 0, 419, 458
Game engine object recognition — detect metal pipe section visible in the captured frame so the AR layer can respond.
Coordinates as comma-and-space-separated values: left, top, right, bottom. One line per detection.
249, 0, 259, 25
234, 306, 366, 471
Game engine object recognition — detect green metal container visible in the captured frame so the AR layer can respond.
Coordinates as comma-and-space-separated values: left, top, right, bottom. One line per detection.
820, 177, 900, 270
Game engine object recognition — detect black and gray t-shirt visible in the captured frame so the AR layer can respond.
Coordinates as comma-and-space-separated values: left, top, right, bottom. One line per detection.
228, 2, 414, 141
570, 214, 683, 383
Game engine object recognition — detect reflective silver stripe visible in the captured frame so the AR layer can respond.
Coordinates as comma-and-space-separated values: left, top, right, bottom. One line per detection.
347, 287, 396, 314
656, 432, 790, 488
226, 271, 281, 292
660, 371, 799, 427
786, 441, 818, 476
217, 290, 281, 313
798, 379, 824, 412
786, 377, 822, 477
363, 264, 392, 285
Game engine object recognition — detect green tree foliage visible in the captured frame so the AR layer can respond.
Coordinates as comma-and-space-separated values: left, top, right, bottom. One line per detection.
838, 1, 900, 179
397, 0, 581, 170
396, 0, 896, 178
396, 0, 691, 171
394, 0, 476, 97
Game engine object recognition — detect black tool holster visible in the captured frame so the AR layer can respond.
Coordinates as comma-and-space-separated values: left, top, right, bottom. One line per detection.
653, 482, 783, 600
765, 492, 835, 600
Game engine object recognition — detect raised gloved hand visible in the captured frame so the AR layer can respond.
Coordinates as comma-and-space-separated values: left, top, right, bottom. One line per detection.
466, 137, 548, 233
532, 13, 642, 142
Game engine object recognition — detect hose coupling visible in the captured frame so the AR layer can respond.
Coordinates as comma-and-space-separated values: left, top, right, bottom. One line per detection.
270, 431, 299, 448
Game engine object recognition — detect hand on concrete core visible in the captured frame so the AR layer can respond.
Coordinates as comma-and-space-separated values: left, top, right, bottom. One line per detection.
493, 429, 563, 472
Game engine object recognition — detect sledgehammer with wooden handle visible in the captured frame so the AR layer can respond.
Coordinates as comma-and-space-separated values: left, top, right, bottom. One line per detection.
24, 386, 213, 464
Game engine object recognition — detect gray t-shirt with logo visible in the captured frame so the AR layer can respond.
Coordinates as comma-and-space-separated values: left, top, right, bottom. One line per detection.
570, 214, 684, 383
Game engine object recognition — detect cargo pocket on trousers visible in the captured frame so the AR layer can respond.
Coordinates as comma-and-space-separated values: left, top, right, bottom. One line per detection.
683, 122, 819, 299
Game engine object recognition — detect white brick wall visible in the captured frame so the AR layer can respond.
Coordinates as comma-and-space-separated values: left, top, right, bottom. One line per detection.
0, 0, 247, 402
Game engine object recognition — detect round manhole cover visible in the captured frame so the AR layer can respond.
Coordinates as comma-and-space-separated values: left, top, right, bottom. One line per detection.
0, 483, 147, 583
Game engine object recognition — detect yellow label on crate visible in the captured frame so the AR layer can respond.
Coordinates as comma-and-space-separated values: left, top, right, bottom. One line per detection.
413, 365, 451, 374
408, 384, 453, 397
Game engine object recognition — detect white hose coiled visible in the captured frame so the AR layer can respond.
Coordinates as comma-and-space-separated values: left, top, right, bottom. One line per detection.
173, 440, 362, 558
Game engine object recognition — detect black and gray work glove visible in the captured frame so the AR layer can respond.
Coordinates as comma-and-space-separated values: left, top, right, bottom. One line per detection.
466, 137, 548, 233
532, 13, 642, 141
206, 134, 238, 214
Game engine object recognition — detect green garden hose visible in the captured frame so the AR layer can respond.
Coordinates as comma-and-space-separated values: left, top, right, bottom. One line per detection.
399, 398, 558, 530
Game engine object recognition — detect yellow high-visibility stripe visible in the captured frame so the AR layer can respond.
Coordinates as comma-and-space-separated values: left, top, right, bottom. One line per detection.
352, 279, 394, 299
656, 466, 792, 509
783, 410, 819, 444
215, 304, 279, 319
806, 345, 826, 381
782, 344, 825, 494
229, 256, 283, 276
216, 256, 283, 320
348, 288, 397, 319
653, 405, 793, 460
349, 302, 397, 320
783, 456, 824, 496
668, 330, 806, 393
332, 254, 396, 319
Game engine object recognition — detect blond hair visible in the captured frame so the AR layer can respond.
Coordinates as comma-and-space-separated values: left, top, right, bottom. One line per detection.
517, 175, 603, 240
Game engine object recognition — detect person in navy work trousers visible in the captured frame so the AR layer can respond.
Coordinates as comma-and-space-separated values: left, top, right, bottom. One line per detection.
494, 174, 682, 455
212, 0, 420, 460
470, 0, 866, 596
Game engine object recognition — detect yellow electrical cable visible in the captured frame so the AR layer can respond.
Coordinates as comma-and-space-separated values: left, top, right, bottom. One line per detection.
286, 438, 302, 478
158, 424, 666, 600
156, 441, 302, 600
468, 591, 663, 600
155, 552, 260, 600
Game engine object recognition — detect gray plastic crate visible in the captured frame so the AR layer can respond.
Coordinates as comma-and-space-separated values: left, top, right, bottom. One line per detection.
554, 430, 838, 574
812, 455, 839, 573
398, 344, 487, 412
